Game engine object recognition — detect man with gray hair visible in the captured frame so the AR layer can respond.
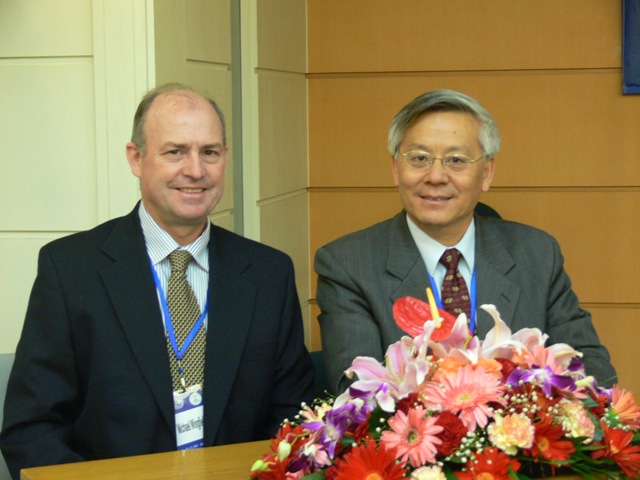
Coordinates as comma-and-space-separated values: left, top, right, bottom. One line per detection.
315, 89, 616, 394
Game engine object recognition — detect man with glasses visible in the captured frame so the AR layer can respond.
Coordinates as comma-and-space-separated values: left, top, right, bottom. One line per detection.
314, 89, 616, 394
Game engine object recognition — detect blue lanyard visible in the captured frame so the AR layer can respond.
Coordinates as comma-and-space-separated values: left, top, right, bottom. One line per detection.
149, 258, 208, 363
427, 269, 477, 334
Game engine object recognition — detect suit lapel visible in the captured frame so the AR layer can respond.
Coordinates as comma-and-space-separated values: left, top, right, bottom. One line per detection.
99, 208, 175, 434
386, 212, 431, 303
202, 226, 256, 445
474, 216, 520, 337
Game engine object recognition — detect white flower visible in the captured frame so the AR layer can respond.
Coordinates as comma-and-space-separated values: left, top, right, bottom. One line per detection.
410, 465, 446, 480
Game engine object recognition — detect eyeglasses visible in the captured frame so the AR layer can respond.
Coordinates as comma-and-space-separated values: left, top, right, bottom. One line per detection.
400, 150, 485, 173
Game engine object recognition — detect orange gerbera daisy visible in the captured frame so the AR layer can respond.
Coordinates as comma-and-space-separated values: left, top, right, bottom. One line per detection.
591, 422, 640, 478
454, 446, 521, 480
332, 439, 406, 480
611, 385, 640, 429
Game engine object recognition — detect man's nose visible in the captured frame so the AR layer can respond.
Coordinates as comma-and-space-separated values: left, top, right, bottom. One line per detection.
422, 159, 449, 183
182, 151, 205, 178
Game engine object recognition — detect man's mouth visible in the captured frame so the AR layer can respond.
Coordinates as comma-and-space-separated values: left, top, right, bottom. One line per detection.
419, 194, 451, 201
178, 187, 205, 193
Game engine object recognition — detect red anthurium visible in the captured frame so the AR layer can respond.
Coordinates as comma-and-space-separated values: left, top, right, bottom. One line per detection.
393, 296, 456, 340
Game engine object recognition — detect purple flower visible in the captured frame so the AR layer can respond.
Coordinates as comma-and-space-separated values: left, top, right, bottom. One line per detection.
507, 366, 576, 396
302, 401, 366, 457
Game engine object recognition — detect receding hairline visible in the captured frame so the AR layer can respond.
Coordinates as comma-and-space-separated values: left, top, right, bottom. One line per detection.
131, 83, 227, 153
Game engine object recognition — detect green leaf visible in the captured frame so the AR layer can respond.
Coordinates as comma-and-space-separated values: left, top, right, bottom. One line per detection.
301, 471, 326, 480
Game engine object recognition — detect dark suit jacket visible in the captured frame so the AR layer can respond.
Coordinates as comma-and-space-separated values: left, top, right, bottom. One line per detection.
0, 206, 314, 479
315, 211, 617, 393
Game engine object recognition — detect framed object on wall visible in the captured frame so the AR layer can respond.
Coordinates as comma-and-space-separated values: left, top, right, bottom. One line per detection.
623, 0, 640, 93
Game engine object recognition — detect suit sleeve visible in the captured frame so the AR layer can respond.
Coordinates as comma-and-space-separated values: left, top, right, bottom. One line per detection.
543, 237, 618, 387
0, 246, 84, 479
314, 245, 386, 394
265, 259, 315, 435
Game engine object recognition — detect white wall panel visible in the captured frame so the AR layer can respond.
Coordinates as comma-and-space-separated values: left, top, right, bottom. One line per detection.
0, 0, 93, 57
0, 235, 65, 352
0, 59, 98, 231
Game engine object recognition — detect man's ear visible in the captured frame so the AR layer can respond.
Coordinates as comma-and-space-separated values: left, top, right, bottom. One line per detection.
126, 142, 143, 178
391, 155, 400, 187
482, 157, 495, 192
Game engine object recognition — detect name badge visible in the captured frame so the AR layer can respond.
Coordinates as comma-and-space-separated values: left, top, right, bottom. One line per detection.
174, 384, 204, 450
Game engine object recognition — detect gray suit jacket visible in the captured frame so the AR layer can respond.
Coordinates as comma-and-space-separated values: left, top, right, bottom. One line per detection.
315, 211, 616, 393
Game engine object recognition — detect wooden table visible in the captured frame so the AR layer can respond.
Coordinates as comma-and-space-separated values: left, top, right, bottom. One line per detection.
20, 439, 271, 480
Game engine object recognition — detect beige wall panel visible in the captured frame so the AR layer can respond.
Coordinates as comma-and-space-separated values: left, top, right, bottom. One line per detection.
590, 305, 640, 397
184, 62, 235, 213
154, 0, 186, 84
309, 71, 640, 188
155, 1, 232, 83
259, 71, 308, 198
0, 236, 62, 352
257, 0, 306, 73
308, 0, 619, 73
481, 190, 640, 304
185, 0, 231, 63
210, 211, 234, 232
260, 192, 310, 301
0, 0, 92, 57
0, 60, 97, 230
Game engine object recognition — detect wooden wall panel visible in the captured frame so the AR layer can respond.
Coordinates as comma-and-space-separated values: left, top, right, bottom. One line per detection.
308, 0, 620, 73
590, 306, 640, 396
309, 72, 640, 188
311, 189, 640, 304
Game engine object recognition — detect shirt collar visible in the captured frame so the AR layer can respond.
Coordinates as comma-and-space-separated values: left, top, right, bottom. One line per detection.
138, 202, 210, 272
405, 214, 476, 277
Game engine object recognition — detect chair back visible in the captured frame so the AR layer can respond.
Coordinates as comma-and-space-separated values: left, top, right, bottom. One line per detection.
0, 353, 15, 480
310, 351, 331, 398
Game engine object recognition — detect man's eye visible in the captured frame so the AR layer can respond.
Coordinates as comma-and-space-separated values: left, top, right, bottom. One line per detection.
446, 156, 466, 165
411, 154, 429, 162
204, 150, 219, 156
167, 149, 181, 155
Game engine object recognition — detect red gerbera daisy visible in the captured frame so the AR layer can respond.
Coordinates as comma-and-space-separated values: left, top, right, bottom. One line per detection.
591, 422, 640, 477
524, 417, 575, 462
455, 446, 521, 480
349, 414, 374, 444
333, 439, 406, 480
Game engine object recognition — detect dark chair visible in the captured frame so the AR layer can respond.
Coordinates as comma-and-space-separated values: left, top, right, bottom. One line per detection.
310, 350, 331, 398
0, 354, 15, 480
475, 202, 501, 219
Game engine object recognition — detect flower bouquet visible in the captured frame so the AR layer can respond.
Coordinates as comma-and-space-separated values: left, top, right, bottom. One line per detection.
250, 292, 640, 479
